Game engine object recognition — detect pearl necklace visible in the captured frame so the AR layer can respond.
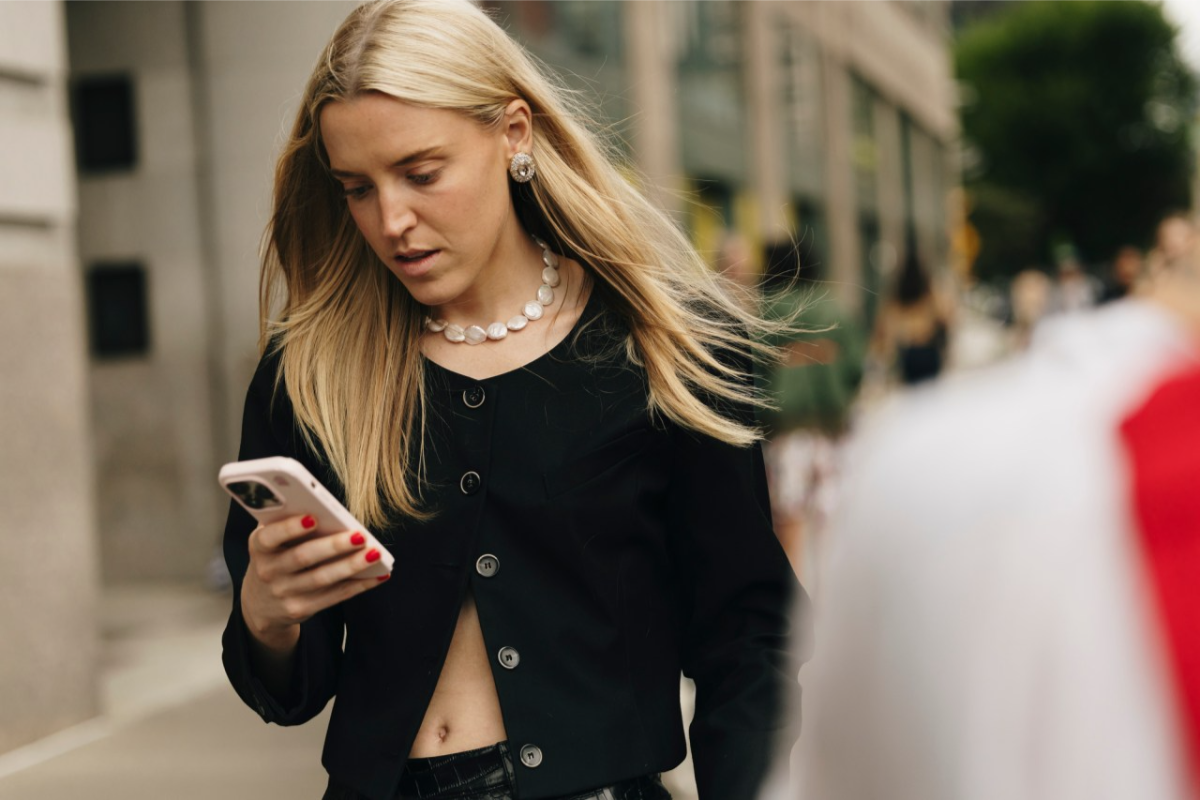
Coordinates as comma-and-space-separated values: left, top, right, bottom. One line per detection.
424, 237, 561, 344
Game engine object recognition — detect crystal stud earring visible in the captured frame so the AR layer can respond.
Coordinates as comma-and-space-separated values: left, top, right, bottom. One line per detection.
509, 152, 535, 183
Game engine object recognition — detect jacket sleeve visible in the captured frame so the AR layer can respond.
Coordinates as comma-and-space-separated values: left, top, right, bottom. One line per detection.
220, 350, 345, 726
667, 353, 812, 800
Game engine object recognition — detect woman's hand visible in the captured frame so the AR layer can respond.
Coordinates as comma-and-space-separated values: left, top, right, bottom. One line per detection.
240, 514, 386, 656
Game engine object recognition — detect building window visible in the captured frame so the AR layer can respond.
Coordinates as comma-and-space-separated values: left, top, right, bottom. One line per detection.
73, 75, 137, 172
678, 0, 741, 69
851, 75, 880, 215
781, 20, 825, 199
87, 263, 150, 358
677, 0, 747, 181
858, 213, 883, 326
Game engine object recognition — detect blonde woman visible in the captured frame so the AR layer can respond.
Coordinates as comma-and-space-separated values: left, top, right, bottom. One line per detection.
220, 2, 806, 798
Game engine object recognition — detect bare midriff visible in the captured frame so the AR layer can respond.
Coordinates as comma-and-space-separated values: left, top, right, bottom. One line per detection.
409, 593, 508, 757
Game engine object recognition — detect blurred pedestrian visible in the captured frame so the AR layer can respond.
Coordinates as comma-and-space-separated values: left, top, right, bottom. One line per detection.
758, 240, 865, 578
1049, 254, 1099, 314
219, 2, 807, 799
1099, 245, 1143, 304
774, 232, 1200, 800
715, 229, 756, 290
869, 248, 952, 386
1008, 268, 1052, 352
1146, 212, 1196, 279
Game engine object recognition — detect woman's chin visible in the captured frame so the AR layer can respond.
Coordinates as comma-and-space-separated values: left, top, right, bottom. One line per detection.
385, 262, 451, 306
392, 274, 468, 312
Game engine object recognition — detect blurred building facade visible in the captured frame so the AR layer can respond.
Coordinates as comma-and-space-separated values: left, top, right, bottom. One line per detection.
491, 0, 958, 320
1, 0, 955, 754
2, 0, 361, 757
63, 1, 360, 586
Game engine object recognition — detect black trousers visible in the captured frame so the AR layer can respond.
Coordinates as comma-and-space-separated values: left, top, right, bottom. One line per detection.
322, 741, 672, 800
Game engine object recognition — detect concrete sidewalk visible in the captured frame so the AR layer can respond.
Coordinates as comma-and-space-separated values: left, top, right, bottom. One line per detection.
0, 584, 329, 799
0, 684, 331, 799
0, 584, 697, 800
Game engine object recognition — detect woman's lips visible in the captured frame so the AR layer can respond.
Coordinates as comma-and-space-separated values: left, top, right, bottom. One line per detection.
392, 249, 440, 278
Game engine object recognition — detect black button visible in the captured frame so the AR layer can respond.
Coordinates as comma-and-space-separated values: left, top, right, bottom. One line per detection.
519, 744, 543, 768
463, 386, 486, 408
460, 471, 481, 495
498, 646, 520, 669
476, 554, 499, 578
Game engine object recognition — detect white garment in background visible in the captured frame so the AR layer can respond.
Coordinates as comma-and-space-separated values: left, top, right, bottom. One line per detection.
778, 300, 1197, 800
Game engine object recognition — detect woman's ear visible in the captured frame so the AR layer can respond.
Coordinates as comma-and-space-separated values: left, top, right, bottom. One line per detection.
502, 99, 533, 156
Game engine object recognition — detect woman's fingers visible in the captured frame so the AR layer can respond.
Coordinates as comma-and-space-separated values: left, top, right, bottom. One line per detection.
249, 514, 319, 552
277, 529, 369, 574
249, 516, 368, 581
242, 515, 388, 631
271, 542, 385, 597
243, 548, 386, 634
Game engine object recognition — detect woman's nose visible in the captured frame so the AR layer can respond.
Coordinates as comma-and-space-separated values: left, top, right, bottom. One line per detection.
379, 189, 417, 239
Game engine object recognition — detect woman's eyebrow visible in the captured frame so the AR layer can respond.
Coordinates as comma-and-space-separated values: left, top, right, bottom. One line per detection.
330, 146, 445, 179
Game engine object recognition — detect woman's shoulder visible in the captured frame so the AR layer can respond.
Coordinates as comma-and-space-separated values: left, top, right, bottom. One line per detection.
240, 338, 332, 470
574, 285, 752, 381
244, 338, 297, 420
565, 283, 633, 356
253, 337, 284, 376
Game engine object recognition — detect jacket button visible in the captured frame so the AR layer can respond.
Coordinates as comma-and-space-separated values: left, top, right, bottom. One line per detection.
460, 471, 481, 495
462, 386, 486, 408
475, 554, 499, 578
498, 646, 520, 669
519, 744, 543, 768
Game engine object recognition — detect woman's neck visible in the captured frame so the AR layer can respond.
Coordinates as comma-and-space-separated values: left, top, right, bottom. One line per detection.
433, 224, 546, 327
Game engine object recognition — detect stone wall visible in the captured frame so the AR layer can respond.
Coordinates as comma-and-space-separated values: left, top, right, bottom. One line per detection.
0, 0, 100, 753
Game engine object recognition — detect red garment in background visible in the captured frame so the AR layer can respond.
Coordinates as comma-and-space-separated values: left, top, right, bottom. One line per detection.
1122, 365, 1200, 795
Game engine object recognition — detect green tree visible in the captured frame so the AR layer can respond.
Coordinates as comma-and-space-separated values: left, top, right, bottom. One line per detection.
956, 0, 1196, 281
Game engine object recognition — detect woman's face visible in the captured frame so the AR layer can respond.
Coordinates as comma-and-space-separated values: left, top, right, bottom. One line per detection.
319, 92, 529, 309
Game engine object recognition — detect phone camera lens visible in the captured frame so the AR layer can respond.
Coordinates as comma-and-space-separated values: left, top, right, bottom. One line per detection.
228, 480, 281, 510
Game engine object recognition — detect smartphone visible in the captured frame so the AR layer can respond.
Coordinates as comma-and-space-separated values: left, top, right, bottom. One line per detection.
219, 456, 394, 579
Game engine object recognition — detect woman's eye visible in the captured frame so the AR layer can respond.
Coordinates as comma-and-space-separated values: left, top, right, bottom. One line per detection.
408, 170, 440, 186
342, 185, 370, 200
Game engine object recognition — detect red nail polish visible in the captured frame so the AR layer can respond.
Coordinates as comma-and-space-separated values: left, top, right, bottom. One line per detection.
350, 532, 366, 546
301, 515, 317, 530
376, 574, 390, 582
365, 548, 381, 563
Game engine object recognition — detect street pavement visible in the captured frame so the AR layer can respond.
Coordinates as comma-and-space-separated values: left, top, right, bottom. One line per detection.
0, 584, 697, 800
0, 584, 330, 799
0, 684, 332, 799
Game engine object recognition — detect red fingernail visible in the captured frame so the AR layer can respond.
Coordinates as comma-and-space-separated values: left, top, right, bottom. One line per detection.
376, 574, 390, 582
350, 532, 366, 546
301, 515, 317, 530
365, 548, 380, 563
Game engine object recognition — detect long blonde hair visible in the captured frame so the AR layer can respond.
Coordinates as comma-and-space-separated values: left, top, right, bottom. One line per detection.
262, 0, 778, 528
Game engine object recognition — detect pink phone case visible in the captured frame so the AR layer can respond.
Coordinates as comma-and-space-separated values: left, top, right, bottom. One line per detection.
219, 456, 394, 578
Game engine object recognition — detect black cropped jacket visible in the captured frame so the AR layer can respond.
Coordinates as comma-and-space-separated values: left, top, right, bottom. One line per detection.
222, 292, 809, 800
